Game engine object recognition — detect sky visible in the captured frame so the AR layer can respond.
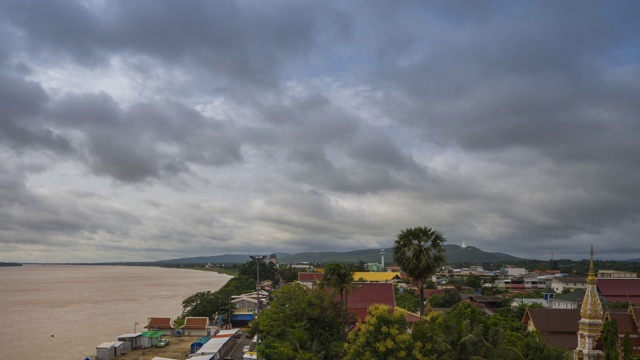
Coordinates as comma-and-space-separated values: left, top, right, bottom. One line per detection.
1, 1, 640, 263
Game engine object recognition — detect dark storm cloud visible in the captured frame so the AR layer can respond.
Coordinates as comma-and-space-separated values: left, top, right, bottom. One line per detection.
0, 164, 140, 246
45, 92, 242, 183
0, 0, 347, 86
0, 72, 73, 153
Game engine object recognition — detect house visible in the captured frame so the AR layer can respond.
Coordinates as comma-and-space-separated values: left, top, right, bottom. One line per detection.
297, 272, 324, 288
468, 295, 505, 309
521, 308, 580, 350
605, 308, 640, 356
343, 282, 396, 324
181, 317, 210, 336
510, 298, 548, 308
116, 333, 143, 352
96, 341, 124, 360
144, 317, 176, 336
138, 330, 165, 348
548, 289, 585, 309
551, 277, 587, 293
598, 278, 640, 304
351, 272, 401, 283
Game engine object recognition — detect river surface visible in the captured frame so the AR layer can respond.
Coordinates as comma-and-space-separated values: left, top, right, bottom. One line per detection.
0, 264, 232, 360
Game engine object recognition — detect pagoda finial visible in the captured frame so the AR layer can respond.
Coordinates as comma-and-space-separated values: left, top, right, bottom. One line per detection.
587, 244, 597, 284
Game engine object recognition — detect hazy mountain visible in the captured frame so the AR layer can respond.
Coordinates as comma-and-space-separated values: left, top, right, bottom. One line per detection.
156, 244, 523, 265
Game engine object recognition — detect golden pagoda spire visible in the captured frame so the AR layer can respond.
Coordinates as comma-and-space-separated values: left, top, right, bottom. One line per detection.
574, 245, 604, 360
586, 244, 597, 284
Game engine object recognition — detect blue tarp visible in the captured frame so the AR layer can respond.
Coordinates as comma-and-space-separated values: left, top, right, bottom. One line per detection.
190, 336, 211, 353
231, 313, 254, 321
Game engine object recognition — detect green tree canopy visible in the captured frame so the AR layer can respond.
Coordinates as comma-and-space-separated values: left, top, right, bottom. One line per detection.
253, 282, 344, 360
344, 304, 429, 360
603, 319, 620, 360
393, 226, 446, 315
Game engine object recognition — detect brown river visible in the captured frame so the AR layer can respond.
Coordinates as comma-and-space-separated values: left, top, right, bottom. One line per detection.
0, 265, 232, 360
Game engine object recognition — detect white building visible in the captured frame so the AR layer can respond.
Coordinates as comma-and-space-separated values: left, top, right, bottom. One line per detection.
551, 277, 586, 293
96, 341, 124, 360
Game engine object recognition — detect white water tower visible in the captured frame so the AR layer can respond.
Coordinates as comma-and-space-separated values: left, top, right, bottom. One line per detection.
380, 249, 385, 268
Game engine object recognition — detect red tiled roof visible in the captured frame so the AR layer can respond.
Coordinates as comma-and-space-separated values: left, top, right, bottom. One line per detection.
182, 317, 209, 329
298, 272, 323, 282
145, 317, 174, 329
598, 279, 640, 304
344, 282, 395, 322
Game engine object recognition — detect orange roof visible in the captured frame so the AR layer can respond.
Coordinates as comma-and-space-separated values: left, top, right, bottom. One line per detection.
145, 317, 174, 329
182, 317, 209, 329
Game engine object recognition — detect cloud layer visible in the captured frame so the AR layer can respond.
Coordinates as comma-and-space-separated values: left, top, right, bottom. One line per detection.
1, 0, 639, 262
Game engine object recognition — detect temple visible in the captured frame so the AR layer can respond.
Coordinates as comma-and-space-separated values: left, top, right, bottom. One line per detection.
574, 245, 604, 360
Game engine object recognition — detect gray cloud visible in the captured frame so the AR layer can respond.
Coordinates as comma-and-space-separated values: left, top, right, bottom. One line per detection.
1, 1, 639, 262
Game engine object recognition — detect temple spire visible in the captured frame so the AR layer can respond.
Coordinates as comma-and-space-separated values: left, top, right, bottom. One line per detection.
587, 245, 597, 284
574, 245, 604, 360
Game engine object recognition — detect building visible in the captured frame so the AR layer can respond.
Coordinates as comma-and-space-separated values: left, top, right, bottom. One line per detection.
363, 263, 384, 272
116, 333, 143, 352
510, 298, 549, 308
181, 317, 210, 336
96, 341, 124, 360
549, 289, 586, 310
144, 317, 176, 336
597, 278, 640, 304
343, 282, 396, 324
297, 272, 324, 288
597, 270, 638, 279
552, 277, 587, 293
351, 272, 401, 283
574, 246, 604, 360
604, 308, 640, 357
504, 267, 527, 276
522, 308, 580, 350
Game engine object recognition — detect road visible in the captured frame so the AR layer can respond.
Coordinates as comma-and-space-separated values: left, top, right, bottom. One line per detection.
221, 331, 253, 360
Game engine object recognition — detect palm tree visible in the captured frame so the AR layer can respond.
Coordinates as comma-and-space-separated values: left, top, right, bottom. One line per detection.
393, 226, 446, 316
320, 263, 354, 333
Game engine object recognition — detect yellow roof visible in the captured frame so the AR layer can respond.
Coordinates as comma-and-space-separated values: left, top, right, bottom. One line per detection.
352, 272, 401, 282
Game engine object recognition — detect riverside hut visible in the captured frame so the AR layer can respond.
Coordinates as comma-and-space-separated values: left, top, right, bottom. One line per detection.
96, 341, 124, 360
139, 330, 165, 348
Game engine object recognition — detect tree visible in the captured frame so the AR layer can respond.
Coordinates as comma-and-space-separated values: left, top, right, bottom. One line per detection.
428, 288, 461, 308
253, 283, 344, 360
602, 319, 620, 360
238, 259, 279, 286
623, 331, 633, 360
395, 287, 421, 313
344, 304, 429, 360
393, 226, 446, 316
319, 263, 354, 332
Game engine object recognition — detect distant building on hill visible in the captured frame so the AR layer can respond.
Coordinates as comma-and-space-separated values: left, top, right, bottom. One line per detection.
364, 262, 384, 272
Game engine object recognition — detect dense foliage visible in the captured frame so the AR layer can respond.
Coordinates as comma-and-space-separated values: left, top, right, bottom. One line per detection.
428, 288, 461, 308
320, 263, 354, 332
345, 304, 428, 360
180, 275, 255, 322
252, 283, 344, 360
395, 287, 420, 313
345, 301, 570, 360
603, 319, 620, 360
238, 259, 279, 286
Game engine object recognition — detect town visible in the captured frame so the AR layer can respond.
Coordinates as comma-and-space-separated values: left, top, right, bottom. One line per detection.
91, 235, 640, 360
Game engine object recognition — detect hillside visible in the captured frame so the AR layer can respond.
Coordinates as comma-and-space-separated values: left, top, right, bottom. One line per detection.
156, 244, 523, 265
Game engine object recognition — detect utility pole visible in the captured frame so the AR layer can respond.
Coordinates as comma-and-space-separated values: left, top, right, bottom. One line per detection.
249, 255, 266, 318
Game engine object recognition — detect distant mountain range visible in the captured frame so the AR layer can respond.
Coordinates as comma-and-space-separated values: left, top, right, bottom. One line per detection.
156, 244, 523, 265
